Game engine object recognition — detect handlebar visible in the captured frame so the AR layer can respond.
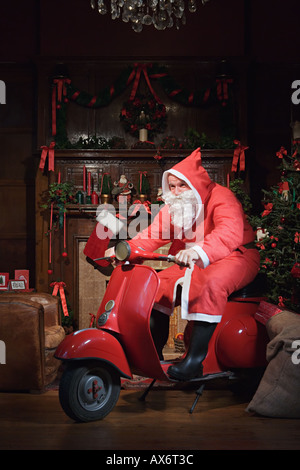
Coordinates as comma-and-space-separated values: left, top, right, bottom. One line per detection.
93, 241, 182, 265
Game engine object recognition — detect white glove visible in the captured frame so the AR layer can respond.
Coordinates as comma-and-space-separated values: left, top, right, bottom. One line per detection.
175, 248, 200, 269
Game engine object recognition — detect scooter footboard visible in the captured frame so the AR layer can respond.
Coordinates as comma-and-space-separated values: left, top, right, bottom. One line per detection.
55, 328, 132, 379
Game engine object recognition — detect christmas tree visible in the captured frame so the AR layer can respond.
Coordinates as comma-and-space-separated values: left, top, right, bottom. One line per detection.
251, 143, 300, 313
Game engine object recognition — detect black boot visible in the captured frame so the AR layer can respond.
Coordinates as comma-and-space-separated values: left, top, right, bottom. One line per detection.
150, 310, 170, 360
167, 321, 217, 381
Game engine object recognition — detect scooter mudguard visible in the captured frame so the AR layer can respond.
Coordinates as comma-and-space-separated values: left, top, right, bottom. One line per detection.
55, 328, 132, 379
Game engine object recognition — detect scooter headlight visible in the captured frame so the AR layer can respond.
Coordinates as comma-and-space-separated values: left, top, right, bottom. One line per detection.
115, 240, 131, 261
98, 300, 115, 326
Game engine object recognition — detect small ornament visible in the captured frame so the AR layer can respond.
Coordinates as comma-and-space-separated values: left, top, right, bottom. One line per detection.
62, 252, 68, 258
291, 262, 300, 278
294, 159, 300, 171
112, 174, 134, 204
91, 191, 99, 204
271, 242, 277, 248
76, 190, 84, 204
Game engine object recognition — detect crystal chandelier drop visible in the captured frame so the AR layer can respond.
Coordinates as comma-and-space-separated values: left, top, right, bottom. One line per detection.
90, 0, 210, 32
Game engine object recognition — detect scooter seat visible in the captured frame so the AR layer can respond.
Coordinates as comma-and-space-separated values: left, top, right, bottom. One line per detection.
228, 273, 267, 300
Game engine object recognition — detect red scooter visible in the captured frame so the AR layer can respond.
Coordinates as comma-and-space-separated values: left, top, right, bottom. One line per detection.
55, 241, 268, 422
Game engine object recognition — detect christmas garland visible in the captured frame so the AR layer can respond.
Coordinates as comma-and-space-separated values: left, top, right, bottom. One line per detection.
52, 63, 234, 147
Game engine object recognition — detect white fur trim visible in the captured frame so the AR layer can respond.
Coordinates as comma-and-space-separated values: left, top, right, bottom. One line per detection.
180, 263, 221, 323
191, 245, 210, 268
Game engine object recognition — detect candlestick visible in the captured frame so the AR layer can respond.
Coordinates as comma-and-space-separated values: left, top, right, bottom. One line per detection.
83, 165, 86, 192
88, 172, 91, 196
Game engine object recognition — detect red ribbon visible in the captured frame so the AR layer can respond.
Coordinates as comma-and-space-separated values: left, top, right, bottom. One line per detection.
39, 141, 56, 172
231, 139, 248, 172
216, 78, 233, 106
130, 63, 162, 104
139, 171, 147, 192
49, 202, 54, 265
262, 203, 273, 217
52, 78, 71, 136
51, 281, 69, 316
131, 199, 152, 216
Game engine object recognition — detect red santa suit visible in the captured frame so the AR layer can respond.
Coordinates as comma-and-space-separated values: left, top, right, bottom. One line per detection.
131, 148, 260, 323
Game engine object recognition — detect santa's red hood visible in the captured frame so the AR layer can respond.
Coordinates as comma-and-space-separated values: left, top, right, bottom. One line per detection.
162, 148, 215, 216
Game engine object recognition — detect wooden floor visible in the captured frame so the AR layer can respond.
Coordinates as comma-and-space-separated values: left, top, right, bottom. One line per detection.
0, 384, 300, 451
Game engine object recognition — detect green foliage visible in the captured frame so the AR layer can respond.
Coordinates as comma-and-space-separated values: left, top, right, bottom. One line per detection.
40, 181, 77, 228
99, 173, 113, 194
229, 178, 253, 215
184, 128, 235, 150
251, 144, 300, 312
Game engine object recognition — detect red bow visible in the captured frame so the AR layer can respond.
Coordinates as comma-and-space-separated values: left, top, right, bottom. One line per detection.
231, 140, 248, 172
129, 63, 162, 104
50, 281, 69, 317
130, 199, 152, 216
262, 203, 273, 217
216, 78, 233, 106
276, 146, 287, 159
39, 141, 56, 172
52, 78, 71, 136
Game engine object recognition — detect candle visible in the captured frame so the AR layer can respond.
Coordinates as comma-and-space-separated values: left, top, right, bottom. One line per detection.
91, 191, 98, 204
226, 172, 230, 188
88, 172, 91, 196
139, 128, 148, 142
83, 165, 86, 192
58, 171, 61, 183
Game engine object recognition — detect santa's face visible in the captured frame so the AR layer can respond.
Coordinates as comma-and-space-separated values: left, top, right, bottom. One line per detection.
163, 175, 198, 230
168, 175, 191, 195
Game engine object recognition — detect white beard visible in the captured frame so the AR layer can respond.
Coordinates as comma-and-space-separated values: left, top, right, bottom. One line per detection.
162, 190, 198, 230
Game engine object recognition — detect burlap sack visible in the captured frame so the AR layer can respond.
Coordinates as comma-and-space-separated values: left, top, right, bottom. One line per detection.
247, 310, 300, 418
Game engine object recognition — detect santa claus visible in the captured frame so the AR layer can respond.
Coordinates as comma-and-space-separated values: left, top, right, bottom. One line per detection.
129, 148, 260, 380
112, 174, 134, 203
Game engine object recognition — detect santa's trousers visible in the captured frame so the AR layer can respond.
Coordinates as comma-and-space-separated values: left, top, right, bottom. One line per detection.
153, 248, 260, 323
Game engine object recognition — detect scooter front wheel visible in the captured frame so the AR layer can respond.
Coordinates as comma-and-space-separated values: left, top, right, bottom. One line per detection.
59, 361, 121, 422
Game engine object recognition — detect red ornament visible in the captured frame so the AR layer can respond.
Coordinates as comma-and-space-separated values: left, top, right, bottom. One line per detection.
291, 262, 300, 278
48, 269, 53, 275
176, 333, 184, 341
271, 242, 277, 248
62, 252, 68, 257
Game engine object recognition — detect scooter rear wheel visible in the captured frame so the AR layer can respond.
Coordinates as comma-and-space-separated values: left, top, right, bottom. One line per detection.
59, 361, 121, 422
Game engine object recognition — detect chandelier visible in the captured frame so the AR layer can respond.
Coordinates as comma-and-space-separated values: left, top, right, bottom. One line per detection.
90, 0, 210, 32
